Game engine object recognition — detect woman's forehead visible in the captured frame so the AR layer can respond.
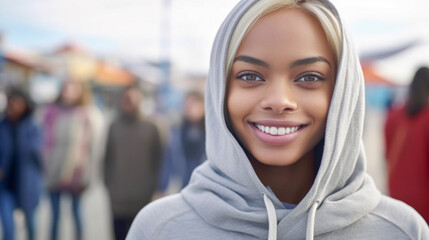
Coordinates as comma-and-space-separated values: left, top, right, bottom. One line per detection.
235, 8, 334, 67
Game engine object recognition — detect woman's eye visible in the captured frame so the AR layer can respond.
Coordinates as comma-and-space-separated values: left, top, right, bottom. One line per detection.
236, 73, 263, 82
296, 74, 325, 83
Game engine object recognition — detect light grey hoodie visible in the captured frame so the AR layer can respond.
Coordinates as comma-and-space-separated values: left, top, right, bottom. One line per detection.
127, 0, 429, 239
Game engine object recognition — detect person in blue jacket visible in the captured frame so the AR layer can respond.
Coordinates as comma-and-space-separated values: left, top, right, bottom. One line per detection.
0, 86, 43, 240
157, 90, 206, 194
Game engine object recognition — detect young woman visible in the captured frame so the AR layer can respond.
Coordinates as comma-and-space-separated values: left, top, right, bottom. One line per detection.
127, 0, 429, 239
41, 79, 93, 240
0, 87, 43, 240
384, 66, 429, 223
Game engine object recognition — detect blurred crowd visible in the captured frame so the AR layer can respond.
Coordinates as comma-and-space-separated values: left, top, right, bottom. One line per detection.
0, 65, 428, 240
0, 76, 206, 240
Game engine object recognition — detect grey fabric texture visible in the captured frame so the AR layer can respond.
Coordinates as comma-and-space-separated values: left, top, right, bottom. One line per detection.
126, 0, 429, 239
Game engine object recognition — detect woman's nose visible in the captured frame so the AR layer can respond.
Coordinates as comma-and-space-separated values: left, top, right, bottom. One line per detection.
260, 80, 297, 113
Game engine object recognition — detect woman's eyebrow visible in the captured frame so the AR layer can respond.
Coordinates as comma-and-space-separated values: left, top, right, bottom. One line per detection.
290, 56, 331, 68
233, 55, 330, 69
233, 55, 269, 68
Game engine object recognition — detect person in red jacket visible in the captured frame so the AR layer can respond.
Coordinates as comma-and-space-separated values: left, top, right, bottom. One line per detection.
384, 66, 429, 223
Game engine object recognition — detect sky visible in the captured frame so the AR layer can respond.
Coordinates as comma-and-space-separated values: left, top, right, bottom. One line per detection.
1, 0, 429, 84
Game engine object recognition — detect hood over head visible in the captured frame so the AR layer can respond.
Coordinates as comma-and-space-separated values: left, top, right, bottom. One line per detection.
182, 0, 381, 239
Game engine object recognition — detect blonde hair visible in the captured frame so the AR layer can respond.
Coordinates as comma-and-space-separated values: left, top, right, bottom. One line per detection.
226, 0, 342, 77
56, 79, 92, 106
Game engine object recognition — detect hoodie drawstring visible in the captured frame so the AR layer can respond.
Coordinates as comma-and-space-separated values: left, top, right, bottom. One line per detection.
263, 194, 319, 240
306, 200, 320, 240
263, 194, 277, 240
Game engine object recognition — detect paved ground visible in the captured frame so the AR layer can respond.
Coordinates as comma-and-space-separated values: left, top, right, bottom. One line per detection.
10, 179, 113, 240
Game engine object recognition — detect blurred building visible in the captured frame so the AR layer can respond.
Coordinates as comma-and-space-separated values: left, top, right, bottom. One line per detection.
361, 39, 422, 111
0, 38, 208, 120
0, 51, 51, 90
362, 62, 396, 111
0, 41, 165, 114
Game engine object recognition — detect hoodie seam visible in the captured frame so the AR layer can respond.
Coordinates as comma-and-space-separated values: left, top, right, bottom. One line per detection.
153, 208, 190, 240
369, 211, 414, 239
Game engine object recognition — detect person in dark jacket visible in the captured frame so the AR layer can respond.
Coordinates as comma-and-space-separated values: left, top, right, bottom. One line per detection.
0, 86, 43, 240
104, 84, 163, 240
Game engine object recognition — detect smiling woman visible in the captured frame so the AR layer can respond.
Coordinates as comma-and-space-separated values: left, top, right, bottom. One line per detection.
226, 7, 335, 204
126, 1, 429, 239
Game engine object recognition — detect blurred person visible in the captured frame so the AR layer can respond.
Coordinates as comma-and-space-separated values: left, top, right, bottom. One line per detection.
40, 79, 94, 240
384, 66, 429, 223
0, 86, 43, 240
157, 90, 206, 195
103, 84, 163, 240
127, 0, 428, 239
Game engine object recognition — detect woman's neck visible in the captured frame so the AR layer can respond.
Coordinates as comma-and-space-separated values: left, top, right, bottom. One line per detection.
250, 150, 315, 204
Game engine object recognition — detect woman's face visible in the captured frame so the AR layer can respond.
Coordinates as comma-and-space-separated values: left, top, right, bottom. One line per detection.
61, 81, 83, 106
227, 8, 336, 167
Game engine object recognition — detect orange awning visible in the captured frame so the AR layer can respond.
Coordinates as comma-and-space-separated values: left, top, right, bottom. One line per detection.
93, 62, 135, 86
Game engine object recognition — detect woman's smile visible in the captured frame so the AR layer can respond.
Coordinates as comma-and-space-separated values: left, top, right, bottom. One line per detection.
249, 120, 307, 145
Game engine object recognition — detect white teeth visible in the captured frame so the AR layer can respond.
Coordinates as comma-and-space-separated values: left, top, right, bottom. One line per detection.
255, 124, 300, 136
264, 126, 270, 133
